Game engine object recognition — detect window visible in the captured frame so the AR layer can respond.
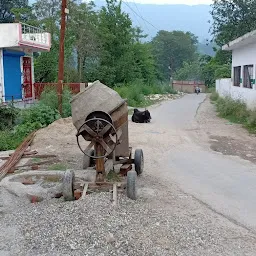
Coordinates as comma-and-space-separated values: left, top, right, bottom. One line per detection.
243, 65, 254, 89
233, 66, 241, 87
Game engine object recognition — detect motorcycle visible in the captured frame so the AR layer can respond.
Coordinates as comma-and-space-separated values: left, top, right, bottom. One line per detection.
195, 87, 200, 95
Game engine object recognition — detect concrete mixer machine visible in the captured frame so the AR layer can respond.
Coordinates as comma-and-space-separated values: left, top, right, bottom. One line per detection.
67, 81, 144, 201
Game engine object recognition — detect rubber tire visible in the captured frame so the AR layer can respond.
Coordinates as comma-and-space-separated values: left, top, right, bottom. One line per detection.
134, 149, 144, 175
82, 149, 94, 169
63, 170, 75, 201
127, 170, 137, 200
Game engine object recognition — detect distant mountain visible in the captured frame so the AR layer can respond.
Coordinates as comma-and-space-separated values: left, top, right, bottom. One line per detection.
198, 41, 217, 56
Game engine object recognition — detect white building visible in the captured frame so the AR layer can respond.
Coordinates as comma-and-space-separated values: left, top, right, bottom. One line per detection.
216, 30, 256, 109
0, 23, 51, 104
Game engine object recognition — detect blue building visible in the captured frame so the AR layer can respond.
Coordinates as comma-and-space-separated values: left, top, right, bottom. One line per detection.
0, 23, 51, 104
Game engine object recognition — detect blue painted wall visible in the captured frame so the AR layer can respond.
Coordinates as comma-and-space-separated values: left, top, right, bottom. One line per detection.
3, 50, 25, 101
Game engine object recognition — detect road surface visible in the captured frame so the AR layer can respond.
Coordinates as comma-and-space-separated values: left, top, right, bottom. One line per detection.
143, 94, 256, 233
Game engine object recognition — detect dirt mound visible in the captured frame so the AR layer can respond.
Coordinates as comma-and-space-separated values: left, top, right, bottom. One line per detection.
32, 118, 83, 168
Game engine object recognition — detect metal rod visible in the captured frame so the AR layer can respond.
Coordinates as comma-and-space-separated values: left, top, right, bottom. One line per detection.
112, 183, 118, 206
57, 0, 68, 116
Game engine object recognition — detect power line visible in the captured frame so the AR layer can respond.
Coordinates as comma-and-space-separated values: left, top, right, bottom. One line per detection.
130, 0, 151, 34
122, 1, 159, 31
125, 2, 144, 31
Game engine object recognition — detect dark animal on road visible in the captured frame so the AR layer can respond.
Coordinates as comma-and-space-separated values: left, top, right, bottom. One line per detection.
132, 109, 152, 123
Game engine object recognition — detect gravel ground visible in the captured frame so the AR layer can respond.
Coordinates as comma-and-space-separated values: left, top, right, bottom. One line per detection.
1, 175, 256, 256
1, 96, 256, 255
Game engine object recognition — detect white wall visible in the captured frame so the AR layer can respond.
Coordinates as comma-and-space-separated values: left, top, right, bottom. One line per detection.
232, 43, 256, 87
0, 24, 20, 48
0, 24, 51, 51
216, 79, 256, 110
232, 43, 256, 67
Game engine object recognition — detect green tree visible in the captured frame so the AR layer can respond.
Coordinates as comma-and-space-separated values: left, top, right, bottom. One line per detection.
67, 1, 99, 82
0, 0, 28, 23
174, 60, 203, 81
96, 0, 134, 85
151, 30, 198, 81
201, 54, 231, 86
211, 0, 256, 46
31, 0, 61, 82
11, 6, 38, 26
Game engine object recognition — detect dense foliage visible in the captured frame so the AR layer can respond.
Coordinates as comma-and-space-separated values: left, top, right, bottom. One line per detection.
211, 0, 256, 46
211, 93, 256, 133
152, 30, 198, 80
0, 87, 72, 151
2, 0, 205, 86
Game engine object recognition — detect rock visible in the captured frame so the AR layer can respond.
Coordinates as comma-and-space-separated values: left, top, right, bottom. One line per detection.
106, 233, 115, 243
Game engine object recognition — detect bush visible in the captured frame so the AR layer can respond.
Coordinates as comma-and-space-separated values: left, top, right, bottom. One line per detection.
214, 95, 256, 133
19, 104, 60, 128
210, 91, 219, 101
246, 110, 256, 133
0, 105, 19, 131
40, 86, 72, 118
0, 102, 61, 151
216, 96, 248, 123
115, 80, 176, 107
0, 130, 24, 151
214, 96, 250, 127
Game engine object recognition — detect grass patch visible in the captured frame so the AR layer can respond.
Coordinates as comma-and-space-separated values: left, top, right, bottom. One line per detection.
211, 93, 256, 133
206, 87, 216, 93
210, 91, 219, 102
48, 163, 67, 171
107, 170, 121, 182
0, 130, 25, 151
115, 80, 176, 107
31, 158, 41, 163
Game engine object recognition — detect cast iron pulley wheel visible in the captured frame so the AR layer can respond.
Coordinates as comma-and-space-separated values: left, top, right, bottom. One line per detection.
82, 149, 95, 169
77, 117, 118, 160
134, 149, 144, 175
63, 170, 75, 201
127, 170, 137, 200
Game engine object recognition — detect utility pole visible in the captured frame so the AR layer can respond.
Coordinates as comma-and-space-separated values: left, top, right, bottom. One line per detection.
57, 0, 68, 116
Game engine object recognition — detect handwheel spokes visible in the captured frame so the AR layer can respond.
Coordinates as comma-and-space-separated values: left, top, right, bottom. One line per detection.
98, 124, 112, 136
77, 117, 118, 159
82, 124, 97, 137
99, 140, 113, 155
83, 141, 94, 155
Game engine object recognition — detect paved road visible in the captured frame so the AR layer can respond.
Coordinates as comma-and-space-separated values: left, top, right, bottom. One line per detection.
148, 94, 256, 233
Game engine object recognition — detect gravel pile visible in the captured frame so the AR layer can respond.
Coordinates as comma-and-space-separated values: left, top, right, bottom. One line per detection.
1, 175, 256, 256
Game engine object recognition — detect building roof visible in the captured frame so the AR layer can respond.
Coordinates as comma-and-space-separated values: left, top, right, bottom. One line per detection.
222, 30, 256, 51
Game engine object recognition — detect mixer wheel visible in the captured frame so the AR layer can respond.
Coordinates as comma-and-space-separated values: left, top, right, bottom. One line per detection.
82, 149, 94, 169
134, 149, 144, 176
127, 170, 137, 200
63, 170, 75, 201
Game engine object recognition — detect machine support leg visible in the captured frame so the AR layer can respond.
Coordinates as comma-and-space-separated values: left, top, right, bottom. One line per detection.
95, 142, 105, 182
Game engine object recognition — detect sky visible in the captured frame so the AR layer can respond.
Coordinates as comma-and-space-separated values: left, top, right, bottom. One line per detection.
132, 0, 212, 4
